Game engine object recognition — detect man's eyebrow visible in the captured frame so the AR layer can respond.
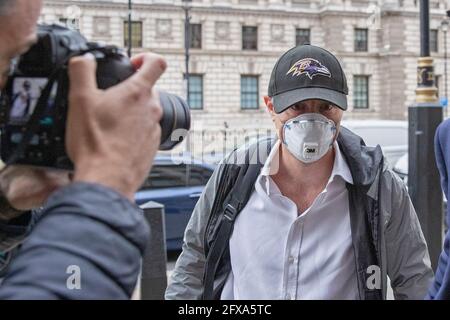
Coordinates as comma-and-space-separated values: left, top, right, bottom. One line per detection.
317, 101, 333, 107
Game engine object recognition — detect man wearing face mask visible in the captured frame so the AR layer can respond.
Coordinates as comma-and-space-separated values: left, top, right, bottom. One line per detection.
166, 45, 433, 300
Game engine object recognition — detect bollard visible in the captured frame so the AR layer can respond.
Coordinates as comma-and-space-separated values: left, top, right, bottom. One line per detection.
408, 0, 444, 271
139, 201, 167, 300
409, 105, 443, 270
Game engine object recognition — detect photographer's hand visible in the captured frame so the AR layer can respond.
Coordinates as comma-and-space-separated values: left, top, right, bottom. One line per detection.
66, 53, 166, 201
0, 164, 71, 216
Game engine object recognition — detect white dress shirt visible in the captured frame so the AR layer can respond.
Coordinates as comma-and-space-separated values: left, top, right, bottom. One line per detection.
220, 140, 359, 300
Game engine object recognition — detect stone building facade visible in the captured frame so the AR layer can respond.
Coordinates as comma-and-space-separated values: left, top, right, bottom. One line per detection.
39, 0, 450, 152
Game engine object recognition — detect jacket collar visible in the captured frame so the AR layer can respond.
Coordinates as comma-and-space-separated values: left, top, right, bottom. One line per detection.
260, 140, 354, 187
337, 126, 384, 187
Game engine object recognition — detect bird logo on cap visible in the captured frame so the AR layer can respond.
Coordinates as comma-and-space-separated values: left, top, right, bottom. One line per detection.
286, 58, 331, 80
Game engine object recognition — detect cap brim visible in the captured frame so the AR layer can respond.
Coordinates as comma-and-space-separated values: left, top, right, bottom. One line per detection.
272, 87, 348, 113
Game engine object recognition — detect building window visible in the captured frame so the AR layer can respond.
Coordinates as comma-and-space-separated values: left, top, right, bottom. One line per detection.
239, 0, 259, 4
430, 29, 439, 53
296, 28, 311, 46
354, 28, 368, 52
241, 75, 259, 109
188, 74, 203, 110
124, 21, 143, 48
242, 26, 258, 50
59, 18, 80, 32
430, 0, 440, 9
291, 0, 311, 8
353, 76, 369, 109
189, 23, 202, 49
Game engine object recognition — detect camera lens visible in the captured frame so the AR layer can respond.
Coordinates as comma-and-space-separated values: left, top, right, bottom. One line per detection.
158, 91, 191, 150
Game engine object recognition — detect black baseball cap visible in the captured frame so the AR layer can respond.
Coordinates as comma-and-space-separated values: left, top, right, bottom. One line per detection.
268, 44, 348, 113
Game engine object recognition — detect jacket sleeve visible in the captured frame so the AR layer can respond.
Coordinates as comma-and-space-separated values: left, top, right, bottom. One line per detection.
0, 182, 149, 299
0, 211, 36, 277
165, 164, 223, 300
0, 211, 34, 254
426, 121, 450, 299
383, 170, 434, 300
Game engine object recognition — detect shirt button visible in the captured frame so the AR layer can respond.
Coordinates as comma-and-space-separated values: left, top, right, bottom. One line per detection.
288, 256, 296, 264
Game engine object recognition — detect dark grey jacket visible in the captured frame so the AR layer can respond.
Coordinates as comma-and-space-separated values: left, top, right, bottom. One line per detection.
166, 128, 433, 300
0, 182, 149, 299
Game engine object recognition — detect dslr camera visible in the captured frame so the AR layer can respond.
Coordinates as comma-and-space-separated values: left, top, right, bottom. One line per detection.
0, 24, 190, 170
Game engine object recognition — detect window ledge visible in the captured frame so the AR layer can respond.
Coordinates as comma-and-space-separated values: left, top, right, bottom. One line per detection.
240, 108, 263, 112
351, 108, 374, 112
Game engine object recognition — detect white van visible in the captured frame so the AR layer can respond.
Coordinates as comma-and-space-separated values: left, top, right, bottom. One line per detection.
341, 120, 408, 168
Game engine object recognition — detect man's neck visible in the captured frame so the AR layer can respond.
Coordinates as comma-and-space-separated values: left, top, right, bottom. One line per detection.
274, 143, 336, 192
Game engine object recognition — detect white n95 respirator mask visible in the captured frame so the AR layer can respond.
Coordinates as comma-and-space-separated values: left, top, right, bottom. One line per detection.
282, 113, 337, 164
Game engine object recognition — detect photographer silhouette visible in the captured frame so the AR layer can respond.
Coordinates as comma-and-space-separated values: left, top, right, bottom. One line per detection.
0, 0, 167, 299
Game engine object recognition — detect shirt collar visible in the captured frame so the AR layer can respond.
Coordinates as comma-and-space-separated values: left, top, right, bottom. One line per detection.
259, 140, 281, 195
329, 141, 354, 185
260, 139, 281, 177
258, 140, 354, 196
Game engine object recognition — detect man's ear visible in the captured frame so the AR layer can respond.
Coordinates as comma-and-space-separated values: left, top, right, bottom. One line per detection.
264, 96, 274, 114
264, 96, 276, 119
333, 123, 341, 143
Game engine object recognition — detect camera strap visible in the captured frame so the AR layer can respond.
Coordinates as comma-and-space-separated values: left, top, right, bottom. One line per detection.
5, 71, 60, 165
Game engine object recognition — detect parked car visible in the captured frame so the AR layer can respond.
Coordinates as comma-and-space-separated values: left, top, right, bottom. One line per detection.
342, 120, 408, 168
135, 154, 215, 251
393, 153, 408, 184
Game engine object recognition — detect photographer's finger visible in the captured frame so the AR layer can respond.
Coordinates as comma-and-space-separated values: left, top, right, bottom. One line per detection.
149, 89, 163, 122
128, 53, 167, 89
68, 53, 98, 93
129, 53, 147, 70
